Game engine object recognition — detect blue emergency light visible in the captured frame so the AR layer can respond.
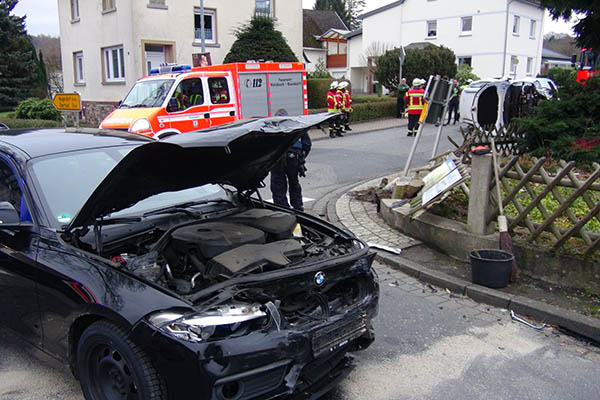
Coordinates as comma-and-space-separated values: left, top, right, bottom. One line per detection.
149, 64, 192, 75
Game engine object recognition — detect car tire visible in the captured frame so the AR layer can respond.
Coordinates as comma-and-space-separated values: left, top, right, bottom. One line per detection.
76, 320, 167, 400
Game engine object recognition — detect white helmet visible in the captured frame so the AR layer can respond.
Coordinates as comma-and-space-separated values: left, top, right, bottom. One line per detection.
412, 78, 421, 87
339, 81, 349, 89
330, 81, 339, 89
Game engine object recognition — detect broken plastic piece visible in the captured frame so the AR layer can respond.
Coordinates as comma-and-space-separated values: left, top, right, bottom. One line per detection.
367, 243, 402, 255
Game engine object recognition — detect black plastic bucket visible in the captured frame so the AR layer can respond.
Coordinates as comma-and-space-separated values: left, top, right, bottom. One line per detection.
469, 249, 514, 289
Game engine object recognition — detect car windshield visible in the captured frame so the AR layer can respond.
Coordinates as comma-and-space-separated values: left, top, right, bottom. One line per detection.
28, 145, 225, 229
121, 79, 174, 108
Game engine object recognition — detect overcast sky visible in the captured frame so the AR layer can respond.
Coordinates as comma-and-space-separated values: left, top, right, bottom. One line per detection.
14, 0, 577, 37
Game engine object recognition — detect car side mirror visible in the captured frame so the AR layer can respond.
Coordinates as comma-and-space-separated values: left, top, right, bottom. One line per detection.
166, 98, 179, 113
118, 100, 123, 108
0, 201, 21, 226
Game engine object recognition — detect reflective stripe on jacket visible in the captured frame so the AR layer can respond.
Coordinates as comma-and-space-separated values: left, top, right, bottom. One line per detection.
404, 88, 425, 115
343, 91, 352, 112
327, 90, 338, 113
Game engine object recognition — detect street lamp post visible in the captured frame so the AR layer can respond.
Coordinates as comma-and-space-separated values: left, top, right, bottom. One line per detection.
199, 0, 206, 53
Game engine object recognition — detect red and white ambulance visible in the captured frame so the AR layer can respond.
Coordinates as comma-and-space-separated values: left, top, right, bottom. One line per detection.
100, 62, 308, 138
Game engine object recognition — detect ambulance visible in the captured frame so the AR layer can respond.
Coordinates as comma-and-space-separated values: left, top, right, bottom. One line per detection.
100, 62, 308, 138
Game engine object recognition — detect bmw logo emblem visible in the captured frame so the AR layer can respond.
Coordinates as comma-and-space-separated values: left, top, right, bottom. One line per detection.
314, 271, 325, 287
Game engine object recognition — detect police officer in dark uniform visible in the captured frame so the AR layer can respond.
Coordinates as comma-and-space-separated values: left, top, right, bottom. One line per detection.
270, 130, 312, 211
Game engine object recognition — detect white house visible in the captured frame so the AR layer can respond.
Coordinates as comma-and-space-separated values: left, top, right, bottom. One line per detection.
58, 0, 302, 124
346, 0, 545, 93
303, 9, 349, 78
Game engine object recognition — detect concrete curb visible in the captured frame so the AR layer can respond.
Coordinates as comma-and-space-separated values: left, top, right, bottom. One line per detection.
309, 118, 407, 142
328, 176, 600, 344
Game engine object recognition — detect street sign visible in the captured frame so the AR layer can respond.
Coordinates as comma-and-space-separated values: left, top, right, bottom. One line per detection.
52, 93, 81, 111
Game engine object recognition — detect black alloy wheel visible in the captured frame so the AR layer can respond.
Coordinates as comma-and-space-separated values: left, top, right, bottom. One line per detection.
76, 321, 167, 400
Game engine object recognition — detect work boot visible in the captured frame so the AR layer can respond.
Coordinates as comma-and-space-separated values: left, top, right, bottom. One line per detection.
329, 132, 336, 138
345, 126, 352, 131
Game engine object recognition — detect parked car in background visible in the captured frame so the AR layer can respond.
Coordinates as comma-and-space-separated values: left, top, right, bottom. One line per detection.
0, 122, 8, 130
0, 114, 379, 400
459, 78, 543, 131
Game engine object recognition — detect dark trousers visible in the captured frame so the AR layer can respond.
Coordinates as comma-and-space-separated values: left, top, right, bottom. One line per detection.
447, 99, 459, 124
343, 112, 351, 128
396, 96, 405, 118
270, 153, 303, 211
407, 113, 420, 135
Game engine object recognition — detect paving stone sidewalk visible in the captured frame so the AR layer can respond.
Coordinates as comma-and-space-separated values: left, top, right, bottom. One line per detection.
335, 176, 420, 251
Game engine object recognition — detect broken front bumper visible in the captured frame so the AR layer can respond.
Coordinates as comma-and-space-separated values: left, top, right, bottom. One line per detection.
130, 284, 378, 400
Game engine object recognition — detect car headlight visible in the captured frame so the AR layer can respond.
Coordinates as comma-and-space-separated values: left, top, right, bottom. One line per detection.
129, 118, 151, 133
148, 304, 267, 343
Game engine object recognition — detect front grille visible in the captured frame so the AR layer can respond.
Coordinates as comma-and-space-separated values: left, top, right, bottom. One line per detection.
311, 316, 366, 358
214, 361, 289, 400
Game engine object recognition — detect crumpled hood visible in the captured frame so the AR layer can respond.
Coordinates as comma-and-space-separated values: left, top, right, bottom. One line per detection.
68, 113, 334, 230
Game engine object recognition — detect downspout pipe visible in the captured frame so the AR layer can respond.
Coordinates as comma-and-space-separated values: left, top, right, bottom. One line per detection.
502, 0, 516, 77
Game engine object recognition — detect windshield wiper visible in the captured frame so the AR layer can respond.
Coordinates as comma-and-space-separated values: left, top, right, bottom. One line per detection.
97, 216, 143, 226
142, 199, 231, 218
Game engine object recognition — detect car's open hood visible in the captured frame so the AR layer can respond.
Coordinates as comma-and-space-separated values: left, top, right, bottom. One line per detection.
68, 114, 334, 231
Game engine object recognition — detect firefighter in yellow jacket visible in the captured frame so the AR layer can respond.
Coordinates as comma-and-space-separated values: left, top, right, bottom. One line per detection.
326, 81, 343, 138
340, 81, 353, 131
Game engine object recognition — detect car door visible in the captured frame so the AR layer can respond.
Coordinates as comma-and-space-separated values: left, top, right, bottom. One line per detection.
207, 76, 237, 127
166, 77, 211, 133
0, 157, 42, 345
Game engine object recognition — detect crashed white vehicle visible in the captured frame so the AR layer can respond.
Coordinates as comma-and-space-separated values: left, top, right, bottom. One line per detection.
459, 78, 544, 131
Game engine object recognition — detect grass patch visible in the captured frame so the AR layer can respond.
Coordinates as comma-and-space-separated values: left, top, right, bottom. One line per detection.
0, 118, 63, 129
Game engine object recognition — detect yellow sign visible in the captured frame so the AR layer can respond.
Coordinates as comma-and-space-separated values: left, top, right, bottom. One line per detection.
52, 93, 81, 111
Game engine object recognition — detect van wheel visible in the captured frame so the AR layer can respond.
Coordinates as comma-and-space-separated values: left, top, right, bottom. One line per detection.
76, 321, 167, 400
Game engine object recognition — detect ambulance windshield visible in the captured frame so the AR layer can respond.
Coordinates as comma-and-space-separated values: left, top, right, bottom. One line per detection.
121, 79, 174, 108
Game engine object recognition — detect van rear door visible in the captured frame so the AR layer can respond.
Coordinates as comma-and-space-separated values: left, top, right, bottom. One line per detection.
269, 72, 304, 116
238, 73, 269, 117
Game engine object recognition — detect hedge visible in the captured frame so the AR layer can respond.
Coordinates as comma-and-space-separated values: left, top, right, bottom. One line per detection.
0, 118, 63, 129
353, 95, 396, 104
307, 78, 334, 109
15, 98, 62, 121
309, 97, 396, 123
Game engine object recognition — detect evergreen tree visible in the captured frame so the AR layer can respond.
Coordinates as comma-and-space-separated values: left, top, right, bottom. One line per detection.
313, 0, 365, 30
36, 50, 49, 98
224, 16, 298, 63
541, 1, 599, 49
0, 0, 38, 110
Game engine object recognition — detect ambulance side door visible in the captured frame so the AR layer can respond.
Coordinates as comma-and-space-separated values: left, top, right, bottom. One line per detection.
207, 75, 237, 128
165, 77, 210, 133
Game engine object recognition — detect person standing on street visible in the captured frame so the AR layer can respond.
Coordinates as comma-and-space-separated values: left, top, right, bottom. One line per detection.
270, 130, 312, 211
404, 78, 425, 136
397, 78, 409, 118
446, 79, 460, 125
334, 82, 345, 136
326, 81, 340, 138
340, 81, 353, 131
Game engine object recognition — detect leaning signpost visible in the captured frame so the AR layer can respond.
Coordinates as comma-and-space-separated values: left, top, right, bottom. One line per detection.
52, 93, 81, 128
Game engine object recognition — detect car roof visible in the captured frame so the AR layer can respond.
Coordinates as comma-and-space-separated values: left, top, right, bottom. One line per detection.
0, 128, 153, 159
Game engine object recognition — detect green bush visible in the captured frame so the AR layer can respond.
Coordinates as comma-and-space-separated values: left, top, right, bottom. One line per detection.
0, 118, 62, 129
307, 78, 334, 109
545, 67, 578, 89
516, 76, 600, 167
15, 98, 62, 121
309, 98, 396, 122
353, 95, 395, 104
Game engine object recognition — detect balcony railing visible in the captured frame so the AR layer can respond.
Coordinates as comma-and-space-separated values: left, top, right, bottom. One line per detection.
327, 54, 347, 68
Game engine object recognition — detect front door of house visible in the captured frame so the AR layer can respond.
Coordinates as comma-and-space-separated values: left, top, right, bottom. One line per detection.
145, 44, 165, 75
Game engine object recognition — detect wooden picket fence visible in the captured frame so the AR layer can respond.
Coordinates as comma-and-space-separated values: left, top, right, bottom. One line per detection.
486, 156, 600, 257
451, 123, 525, 161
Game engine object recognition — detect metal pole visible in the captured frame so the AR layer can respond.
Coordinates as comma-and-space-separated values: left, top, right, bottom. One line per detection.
200, 0, 206, 53
431, 81, 455, 158
403, 75, 438, 176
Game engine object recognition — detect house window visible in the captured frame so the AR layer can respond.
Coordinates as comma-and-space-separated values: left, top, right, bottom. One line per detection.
103, 45, 125, 82
74, 52, 84, 84
427, 20, 437, 38
256, 0, 272, 16
458, 57, 472, 67
510, 56, 518, 73
513, 15, 520, 35
102, 0, 116, 12
194, 8, 216, 44
70, 0, 79, 20
527, 57, 533, 75
461, 16, 472, 33
529, 19, 536, 38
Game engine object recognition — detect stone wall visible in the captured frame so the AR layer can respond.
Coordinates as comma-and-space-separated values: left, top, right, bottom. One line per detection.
81, 101, 119, 127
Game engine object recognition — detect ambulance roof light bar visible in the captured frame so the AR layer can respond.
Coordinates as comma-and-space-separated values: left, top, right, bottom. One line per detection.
149, 64, 192, 75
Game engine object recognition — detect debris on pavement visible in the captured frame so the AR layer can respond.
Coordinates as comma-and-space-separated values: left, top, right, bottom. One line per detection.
510, 310, 547, 330
367, 242, 402, 255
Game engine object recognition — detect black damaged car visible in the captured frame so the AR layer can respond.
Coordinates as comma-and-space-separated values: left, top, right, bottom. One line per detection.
0, 114, 378, 400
